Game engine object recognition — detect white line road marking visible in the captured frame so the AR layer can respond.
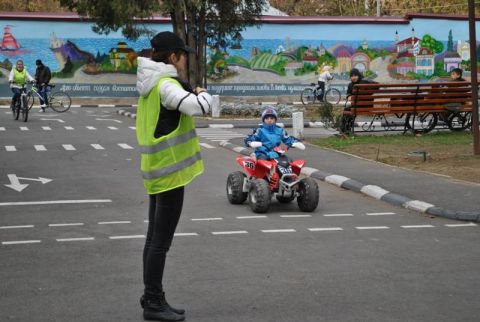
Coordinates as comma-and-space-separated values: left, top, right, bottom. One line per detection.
64, 126, 74, 130
108, 126, 118, 130
34, 145, 47, 151
445, 223, 477, 227
0, 225, 34, 229
86, 126, 97, 130
6, 146, 16, 151
118, 143, 134, 149
191, 217, 223, 221
0, 199, 112, 206
109, 235, 145, 239
42, 126, 52, 131
356, 226, 390, 230
2, 240, 41, 245
208, 124, 234, 129
62, 144, 76, 151
324, 213, 354, 217
261, 229, 296, 233
49, 223, 84, 227
0, 127, 5, 131
98, 221, 132, 225
41, 118, 64, 123
20, 126, 29, 131
236, 215, 267, 219
91, 144, 105, 150
56, 237, 95, 242
280, 215, 312, 218
401, 225, 435, 229
308, 227, 344, 231
95, 118, 122, 123
174, 232, 199, 236
212, 231, 248, 235
129, 126, 136, 130
366, 212, 396, 216
200, 143, 215, 149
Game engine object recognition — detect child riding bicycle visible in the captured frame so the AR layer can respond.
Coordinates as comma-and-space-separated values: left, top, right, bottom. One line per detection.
8, 60, 34, 111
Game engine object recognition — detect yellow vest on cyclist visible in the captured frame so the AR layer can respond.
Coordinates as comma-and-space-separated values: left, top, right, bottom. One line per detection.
136, 77, 203, 194
13, 69, 27, 85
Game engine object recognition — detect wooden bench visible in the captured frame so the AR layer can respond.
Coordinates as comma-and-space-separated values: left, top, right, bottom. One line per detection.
341, 82, 473, 134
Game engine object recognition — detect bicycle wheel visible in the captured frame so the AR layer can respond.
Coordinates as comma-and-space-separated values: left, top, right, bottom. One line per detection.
446, 112, 472, 131
405, 113, 437, 134
324, 88, 341, 105
26, 92, 35, 111
21, 95, 28, 122
13, 100, 20, 120
49, 92, 72, 112
301, 88, 316, 105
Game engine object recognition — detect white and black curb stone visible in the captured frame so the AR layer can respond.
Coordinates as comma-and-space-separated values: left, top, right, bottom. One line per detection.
218, 141, 480, 222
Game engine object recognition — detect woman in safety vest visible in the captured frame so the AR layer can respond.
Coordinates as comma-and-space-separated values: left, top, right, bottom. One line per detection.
8, 60, 34, 111
136, 31, 212, 322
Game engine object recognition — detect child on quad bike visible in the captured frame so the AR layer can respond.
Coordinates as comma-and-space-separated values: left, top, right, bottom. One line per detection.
244, 107, 305, 159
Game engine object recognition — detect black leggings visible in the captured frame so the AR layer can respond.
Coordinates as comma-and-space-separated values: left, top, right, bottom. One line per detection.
143, 187, 184, 296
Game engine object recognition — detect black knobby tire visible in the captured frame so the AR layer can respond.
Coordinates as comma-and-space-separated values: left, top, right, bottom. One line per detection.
405, 113, 437, 134
50, 92, 72, 112
301, 88, 316, 105
14, 101, 20, 120
21, 95, 28, 122
27, 92, 35, 111
297, 177, 319, 212
248, 179, 271, 213
446, 112, 471, 132
276, 195, 295, 203
226, 171, 248, 204
324, 88, 341, 105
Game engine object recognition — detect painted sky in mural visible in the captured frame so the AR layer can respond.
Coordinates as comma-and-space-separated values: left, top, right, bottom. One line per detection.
0, 18, 477, 96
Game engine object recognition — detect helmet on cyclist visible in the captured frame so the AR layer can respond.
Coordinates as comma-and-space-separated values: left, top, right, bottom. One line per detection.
261, 107, 277, 122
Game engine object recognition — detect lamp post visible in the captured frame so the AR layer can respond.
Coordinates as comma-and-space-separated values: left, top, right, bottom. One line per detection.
468, 0, 480, 155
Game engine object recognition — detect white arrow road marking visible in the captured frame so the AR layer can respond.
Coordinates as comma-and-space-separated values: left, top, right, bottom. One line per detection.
4, 174, 52, 192
95, 118, 122, 123
40, 118, 65, 123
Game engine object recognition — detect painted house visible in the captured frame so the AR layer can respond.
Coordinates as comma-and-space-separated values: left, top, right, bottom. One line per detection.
302, 53, 317, 66
457, 40, 470, 61
351, 52, 370, 73
396, 61, 415, 75
284, 62, 303, 76
444, 51, 462, 72
396, 37, 421, 54
335, 49, 352, 74
415, 47, 434, 76
109, 41, 135, 69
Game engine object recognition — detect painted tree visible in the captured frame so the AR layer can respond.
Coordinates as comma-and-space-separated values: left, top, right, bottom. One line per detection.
447, 29, 454, 52
58, 0, 267, 86
421, 34, 444, 54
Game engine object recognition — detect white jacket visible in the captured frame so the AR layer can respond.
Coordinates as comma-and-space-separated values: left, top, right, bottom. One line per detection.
318, 70, 333, 83
136, 57, 212, 116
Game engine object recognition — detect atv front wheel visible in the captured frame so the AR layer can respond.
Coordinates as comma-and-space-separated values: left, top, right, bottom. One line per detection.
297, 177, 319, 212
226, 171, 248, 204
248, 179, 271, 213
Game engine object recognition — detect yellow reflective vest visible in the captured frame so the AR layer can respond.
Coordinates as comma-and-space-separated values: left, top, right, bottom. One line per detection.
136, 77, 204, 194
13, 69, 27, 85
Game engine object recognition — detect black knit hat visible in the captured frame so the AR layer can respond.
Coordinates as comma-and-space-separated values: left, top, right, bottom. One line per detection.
349, 68, 362, 77
150, 31, 195, 54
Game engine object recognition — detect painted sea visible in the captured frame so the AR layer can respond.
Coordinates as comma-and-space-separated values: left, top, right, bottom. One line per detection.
1, 38, 397, 75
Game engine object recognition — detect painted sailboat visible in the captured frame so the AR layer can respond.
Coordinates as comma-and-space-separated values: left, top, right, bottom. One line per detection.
1, 25, 21, 51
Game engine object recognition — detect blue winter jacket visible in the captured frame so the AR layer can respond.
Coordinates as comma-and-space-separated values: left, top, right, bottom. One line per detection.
244, 124, 298, 160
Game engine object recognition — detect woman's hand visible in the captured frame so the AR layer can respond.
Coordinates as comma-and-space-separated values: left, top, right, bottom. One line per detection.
195, 87, 207, 95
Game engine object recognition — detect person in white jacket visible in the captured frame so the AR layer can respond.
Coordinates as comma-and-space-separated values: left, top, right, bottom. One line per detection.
316, 65, 333, 100
136, 31, 212, 322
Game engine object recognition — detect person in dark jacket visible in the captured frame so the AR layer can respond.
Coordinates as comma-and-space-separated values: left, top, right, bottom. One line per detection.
346, 68, 375, 98
35, 59, 51, 112
450, 68, 465, 81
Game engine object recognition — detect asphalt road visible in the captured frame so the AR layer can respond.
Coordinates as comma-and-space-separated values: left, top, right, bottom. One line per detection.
0, 107, 479, 322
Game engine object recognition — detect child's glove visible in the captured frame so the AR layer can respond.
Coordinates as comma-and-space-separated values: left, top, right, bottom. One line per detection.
292, 142, 305, 150
249, 141, 262, 148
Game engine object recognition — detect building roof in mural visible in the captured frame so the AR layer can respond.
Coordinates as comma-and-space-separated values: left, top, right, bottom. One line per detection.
444, 51, 461, 58
336, 49, 351, 58
417, 48, 433, 56
396, 61, 415, 67
396, 37, 421, 46
397, 51, 414, 59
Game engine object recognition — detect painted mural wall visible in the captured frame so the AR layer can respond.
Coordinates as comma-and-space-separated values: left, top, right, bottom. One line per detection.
0, 14, 477, 97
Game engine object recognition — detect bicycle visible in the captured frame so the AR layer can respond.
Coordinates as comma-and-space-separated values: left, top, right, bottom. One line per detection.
11, 83, 30, 122
301, 80, 341, 106
27, 84, 72, 113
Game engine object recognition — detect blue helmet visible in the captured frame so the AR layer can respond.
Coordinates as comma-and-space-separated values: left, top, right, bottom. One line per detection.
261, 107, 277, 122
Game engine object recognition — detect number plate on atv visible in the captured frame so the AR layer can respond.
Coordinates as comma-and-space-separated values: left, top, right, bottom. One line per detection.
278, 166, 292, 174
244, 161, 255, 169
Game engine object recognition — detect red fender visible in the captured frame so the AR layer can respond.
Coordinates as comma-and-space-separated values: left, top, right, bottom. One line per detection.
290, 160, 305, 176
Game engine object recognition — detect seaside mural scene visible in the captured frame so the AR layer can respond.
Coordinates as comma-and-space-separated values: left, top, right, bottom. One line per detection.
0, 15, 477, 97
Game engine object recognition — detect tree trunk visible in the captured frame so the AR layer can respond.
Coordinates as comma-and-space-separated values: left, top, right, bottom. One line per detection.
185, 5, 198, 85
197, 5, 207, 87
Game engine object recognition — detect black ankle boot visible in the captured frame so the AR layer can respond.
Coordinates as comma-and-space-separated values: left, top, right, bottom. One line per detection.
140, 293, 185, 315
142, 292, 185, 321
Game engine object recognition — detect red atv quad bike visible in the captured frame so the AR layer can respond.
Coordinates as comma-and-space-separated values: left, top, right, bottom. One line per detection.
226, 146, 319, 213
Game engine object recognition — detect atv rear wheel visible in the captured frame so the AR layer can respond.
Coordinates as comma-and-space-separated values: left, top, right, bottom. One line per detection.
248, 179, 271, 213
297, 177, 319, 212
226, 171, 248, 204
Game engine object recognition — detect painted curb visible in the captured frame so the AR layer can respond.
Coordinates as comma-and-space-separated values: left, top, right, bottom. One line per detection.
218, 141, 480, 223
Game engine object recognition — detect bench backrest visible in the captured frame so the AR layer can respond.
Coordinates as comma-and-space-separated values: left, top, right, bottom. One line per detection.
350, 82, 473, 115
